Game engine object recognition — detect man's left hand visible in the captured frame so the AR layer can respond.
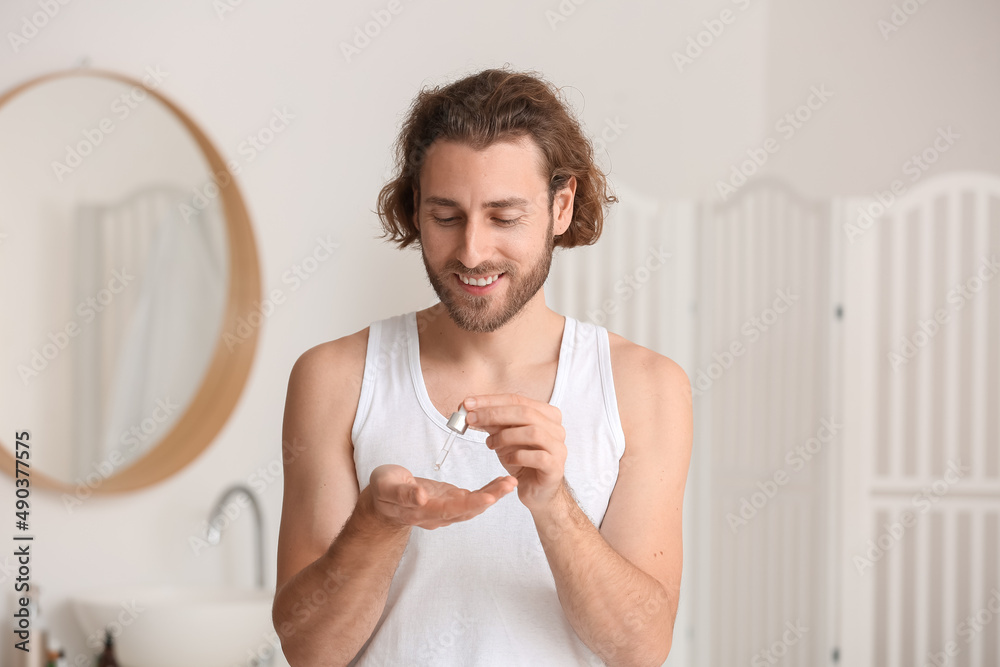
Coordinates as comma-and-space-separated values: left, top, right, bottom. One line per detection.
463, 393, 567, 513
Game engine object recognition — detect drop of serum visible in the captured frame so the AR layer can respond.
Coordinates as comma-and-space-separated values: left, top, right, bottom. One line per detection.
434, 405, 469, 470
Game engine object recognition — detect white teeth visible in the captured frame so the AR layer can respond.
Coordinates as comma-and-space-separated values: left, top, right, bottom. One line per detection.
460, 273, 502, 286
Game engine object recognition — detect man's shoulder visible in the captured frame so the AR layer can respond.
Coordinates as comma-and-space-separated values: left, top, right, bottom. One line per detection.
288, 309, 415, 391
298, 325, 370, 363
289, 325, 371, 392
606, 331, 690, 396
606, 332, 692, 459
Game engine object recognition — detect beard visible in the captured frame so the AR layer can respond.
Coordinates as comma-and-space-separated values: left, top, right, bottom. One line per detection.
421, 212, 555, 334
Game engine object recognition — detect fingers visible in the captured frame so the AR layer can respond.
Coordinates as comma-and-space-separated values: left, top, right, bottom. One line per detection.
421, 478, 516, 527
395, 482, 425, 507
436, 488, 497, 519
485, 424, 565, 452
477, 475, 518, 501
467, 402, 562, 430
371, 472, 518, 530
495, 447, 551, 470
369, 466, 431, 516
371, 464, 413, 497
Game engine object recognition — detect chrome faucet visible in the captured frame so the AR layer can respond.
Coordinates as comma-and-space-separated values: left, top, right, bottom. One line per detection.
205, 484, 265, 588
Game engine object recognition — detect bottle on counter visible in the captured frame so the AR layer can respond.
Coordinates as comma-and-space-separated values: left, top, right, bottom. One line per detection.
96, 630, 119, 667
44, 641, 65, 667
30, 595, 48, 667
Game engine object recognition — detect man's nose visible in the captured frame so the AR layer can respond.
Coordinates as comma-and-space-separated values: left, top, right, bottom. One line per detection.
455, 218, 492, 270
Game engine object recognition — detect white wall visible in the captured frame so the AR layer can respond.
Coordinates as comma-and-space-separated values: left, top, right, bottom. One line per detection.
761, 0, 1000, 199
0, 0, 768, 663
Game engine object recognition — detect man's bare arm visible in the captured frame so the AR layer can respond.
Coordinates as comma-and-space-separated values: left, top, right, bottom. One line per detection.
273, 485, 414, 666
530, 347, 693, 666
272, 336, 406, 666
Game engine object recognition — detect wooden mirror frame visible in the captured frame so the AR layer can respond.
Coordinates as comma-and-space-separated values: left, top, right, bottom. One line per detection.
0, 68, 261, 493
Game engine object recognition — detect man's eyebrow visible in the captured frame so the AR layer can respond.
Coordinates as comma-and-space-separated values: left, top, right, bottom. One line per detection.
423, 195, 532, 210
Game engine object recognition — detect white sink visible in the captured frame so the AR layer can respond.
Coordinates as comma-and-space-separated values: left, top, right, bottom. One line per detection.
72, 586, 282, 667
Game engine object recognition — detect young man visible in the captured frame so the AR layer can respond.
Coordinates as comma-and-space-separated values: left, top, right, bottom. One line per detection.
272, 67, 693, 666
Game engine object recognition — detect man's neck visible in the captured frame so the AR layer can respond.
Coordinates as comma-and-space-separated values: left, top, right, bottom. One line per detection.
415, 292, 566, 376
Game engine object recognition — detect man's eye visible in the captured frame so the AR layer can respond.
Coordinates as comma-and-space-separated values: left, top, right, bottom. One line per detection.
431, 216, 521, 225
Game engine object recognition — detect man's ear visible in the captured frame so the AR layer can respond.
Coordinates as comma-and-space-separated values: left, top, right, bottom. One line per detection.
553, 176, 577, 237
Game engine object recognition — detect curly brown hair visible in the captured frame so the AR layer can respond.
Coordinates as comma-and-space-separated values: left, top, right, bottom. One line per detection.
375, 66, 618, 250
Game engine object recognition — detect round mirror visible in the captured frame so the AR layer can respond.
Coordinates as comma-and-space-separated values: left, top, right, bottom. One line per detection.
0, 69, 261, 495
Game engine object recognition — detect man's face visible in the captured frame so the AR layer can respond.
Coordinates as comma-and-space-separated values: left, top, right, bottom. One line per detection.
415, 136, 559, 333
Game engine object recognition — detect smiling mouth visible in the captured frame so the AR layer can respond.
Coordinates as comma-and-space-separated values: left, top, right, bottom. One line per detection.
457, 272, 505, 287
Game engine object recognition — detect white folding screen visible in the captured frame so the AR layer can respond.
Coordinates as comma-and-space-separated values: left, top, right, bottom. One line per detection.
839, 171, 1000, 667
546, 171, 1000, 667
693, 178, 834, 666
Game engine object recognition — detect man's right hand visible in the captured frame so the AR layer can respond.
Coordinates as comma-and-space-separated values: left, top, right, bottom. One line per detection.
364, 464, 518, 530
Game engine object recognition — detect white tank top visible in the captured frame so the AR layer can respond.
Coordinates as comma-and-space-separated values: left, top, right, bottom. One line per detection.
349, 310, 626, 666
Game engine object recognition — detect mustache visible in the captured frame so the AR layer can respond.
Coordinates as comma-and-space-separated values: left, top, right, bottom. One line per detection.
446, 267, 509, 276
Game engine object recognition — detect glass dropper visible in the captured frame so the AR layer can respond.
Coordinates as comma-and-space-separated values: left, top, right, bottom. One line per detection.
434, 404, 469, 470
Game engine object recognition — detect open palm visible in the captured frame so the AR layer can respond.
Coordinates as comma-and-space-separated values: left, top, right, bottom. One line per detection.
369, 464, 518, 530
